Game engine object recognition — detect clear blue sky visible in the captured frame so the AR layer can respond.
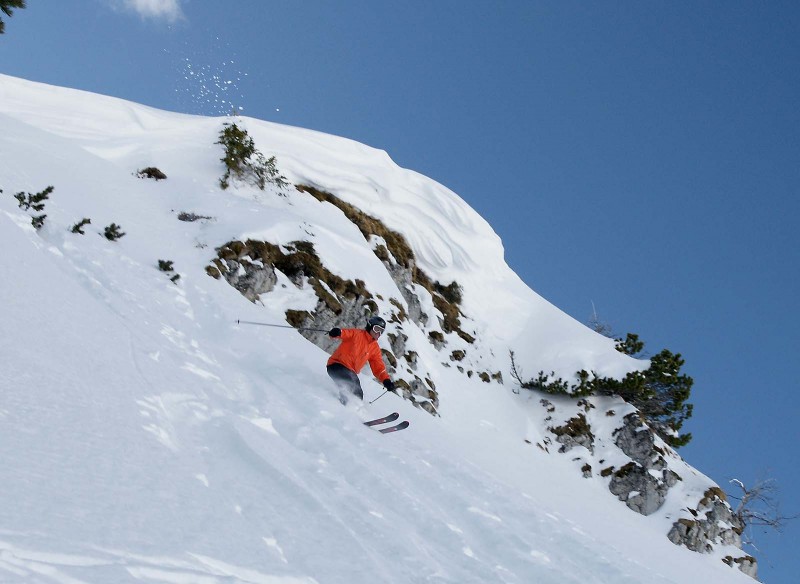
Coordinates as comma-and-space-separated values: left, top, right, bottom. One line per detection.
4, 1, 799, 581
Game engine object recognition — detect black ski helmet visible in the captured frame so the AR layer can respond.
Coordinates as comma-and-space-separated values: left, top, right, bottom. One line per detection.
366, 315, 386, 332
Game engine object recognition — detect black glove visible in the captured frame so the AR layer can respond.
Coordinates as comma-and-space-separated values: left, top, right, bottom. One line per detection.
329, 327, 342, 337
383, 379, 396, 392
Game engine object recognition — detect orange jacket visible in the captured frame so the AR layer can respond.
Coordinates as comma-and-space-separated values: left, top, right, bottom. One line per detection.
327, 329, 389, 382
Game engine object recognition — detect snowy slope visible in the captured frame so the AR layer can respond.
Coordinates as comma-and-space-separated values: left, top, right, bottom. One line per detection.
0, 74, 752, 583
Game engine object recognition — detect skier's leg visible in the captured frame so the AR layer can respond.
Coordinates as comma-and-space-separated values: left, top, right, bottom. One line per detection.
326, 364, 364, 403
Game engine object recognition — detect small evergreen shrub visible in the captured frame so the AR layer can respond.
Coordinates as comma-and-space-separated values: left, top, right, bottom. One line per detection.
136, 167, 167, 180
285, 310, 311, 328
428, 331, 445, 344
103, 223, 126, 241
70, 218, 91, 234
616, 332, 645, 356
11, 185, 53, 230
30, 213, 46, 230
216, 122, 288, 191
177, 212, 213, 222
510, 335, 694, 447
434, 281, 463, 305
158, 259, 180, 283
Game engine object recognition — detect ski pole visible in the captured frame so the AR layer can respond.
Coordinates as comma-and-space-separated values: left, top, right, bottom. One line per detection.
369, 390, 389, 404
236, 320, 330, 333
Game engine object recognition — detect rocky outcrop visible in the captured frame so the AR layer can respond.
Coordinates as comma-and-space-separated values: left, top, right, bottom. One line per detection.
540, 403, 754, 578
607, 414, 681, 515
206, 238, 441, 413
549, 413, 595, 454
608, 461, 680, 516
215, 256, 277, 302
722, 555, 758, 579
614, 413, 666, 469
383, 258, 427, 327
668, 488, 756, 579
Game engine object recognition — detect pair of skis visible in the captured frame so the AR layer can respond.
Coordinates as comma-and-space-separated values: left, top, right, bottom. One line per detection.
363, 412, 409, 434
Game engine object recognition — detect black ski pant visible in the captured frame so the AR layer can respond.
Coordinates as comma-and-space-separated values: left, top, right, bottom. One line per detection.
326, 363, 363, 404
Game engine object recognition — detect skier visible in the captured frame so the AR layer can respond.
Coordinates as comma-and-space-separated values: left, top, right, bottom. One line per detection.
327, 316, 396, 403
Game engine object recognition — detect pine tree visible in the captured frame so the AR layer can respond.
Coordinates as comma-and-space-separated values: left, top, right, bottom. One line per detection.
597, 342, 694, 447
0, 0, 26, 34
216, 122, 288, 191
512, 333, 694, 447
615, 332, 645, 356
11, 185, 53, 230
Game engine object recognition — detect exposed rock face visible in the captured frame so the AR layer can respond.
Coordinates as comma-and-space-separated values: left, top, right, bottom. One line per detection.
668, 488, 755, 579
608, 462, 678, 516
206, 238, 441, 413
723, 555, 758, 579
384, 260, 427, 327
293, 296, 373, 354
614, 413, 665, 469
608, 414, 680, 516
217, 257, 277, 302
540, 404, 755, 578
612, 415, 756, 579
550, 414, 595, 455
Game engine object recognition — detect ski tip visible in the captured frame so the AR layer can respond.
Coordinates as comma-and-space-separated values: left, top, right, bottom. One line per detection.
378, 420, 410, 434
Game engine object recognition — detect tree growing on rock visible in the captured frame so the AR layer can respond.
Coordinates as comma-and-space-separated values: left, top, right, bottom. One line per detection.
598, 342, 694, 448
511, 333, 694, 447
729, 477, 798, 546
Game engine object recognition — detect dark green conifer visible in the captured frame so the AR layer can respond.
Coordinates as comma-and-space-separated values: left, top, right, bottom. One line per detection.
70, 218, 91, 235
103, 223, 126, 241
216, 122, 288, 191
0, 1, 26, 34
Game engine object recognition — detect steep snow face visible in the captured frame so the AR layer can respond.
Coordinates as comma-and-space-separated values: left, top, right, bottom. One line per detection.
0, 74, 753, 583
0, 73, 639, 381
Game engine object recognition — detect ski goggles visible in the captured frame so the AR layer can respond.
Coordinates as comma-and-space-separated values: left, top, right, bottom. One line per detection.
372, 325, 385, 335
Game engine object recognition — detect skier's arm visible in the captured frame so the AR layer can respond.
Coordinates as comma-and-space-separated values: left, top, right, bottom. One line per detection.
367, 346, 390, 383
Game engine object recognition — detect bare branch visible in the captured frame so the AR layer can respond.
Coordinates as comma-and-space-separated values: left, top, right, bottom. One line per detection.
589, 301, 613, 337
729, 477, 799, 536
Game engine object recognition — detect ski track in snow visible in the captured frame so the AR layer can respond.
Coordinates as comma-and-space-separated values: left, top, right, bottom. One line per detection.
0, 539, 319, 584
